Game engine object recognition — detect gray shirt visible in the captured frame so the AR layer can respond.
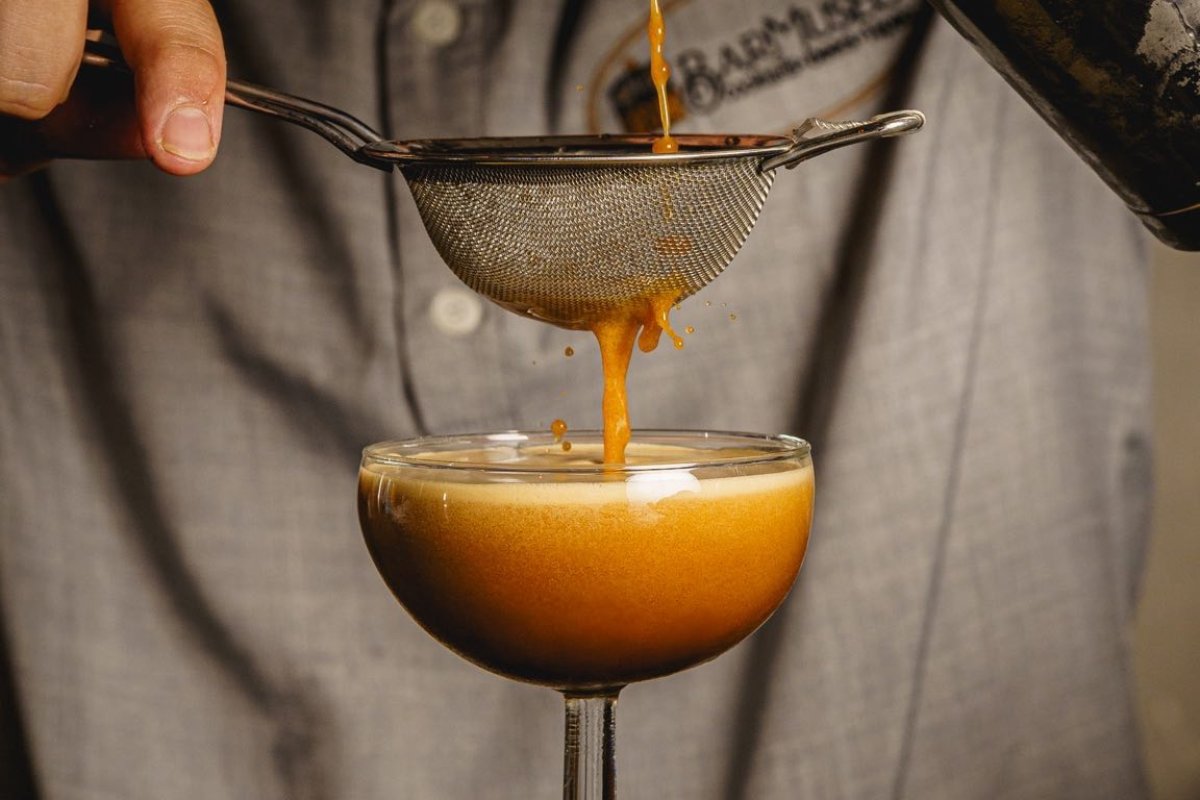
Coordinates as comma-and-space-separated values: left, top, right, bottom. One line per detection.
0, 0, 1152, 797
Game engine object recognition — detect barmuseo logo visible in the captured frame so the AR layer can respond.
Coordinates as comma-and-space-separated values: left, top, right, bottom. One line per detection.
675, 0, 919, 114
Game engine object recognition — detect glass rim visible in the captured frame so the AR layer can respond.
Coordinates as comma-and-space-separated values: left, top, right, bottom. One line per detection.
360, 429, 811, 475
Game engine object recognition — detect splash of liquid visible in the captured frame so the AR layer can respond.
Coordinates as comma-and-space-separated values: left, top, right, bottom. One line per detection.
637, 293, 685, 352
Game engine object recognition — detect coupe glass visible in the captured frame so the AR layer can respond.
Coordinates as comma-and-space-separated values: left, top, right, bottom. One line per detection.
357, 430, 814, 798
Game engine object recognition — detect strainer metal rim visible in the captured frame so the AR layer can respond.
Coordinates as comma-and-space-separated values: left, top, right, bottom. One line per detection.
362, 134, 794, 167
79, 42, 923, 174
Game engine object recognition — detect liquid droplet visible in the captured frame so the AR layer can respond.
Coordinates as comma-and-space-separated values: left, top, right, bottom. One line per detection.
562, 440, 573, 452
551, 418, 568, 441
729, 313, 737, 321
564, 346, 575, 357
685, 325, 695, 334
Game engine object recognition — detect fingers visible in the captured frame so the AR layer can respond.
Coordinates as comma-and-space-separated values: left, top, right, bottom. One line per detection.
110, 0, 225, 175
0, 0, 89, 119
0, 0, 226, 178
0, 57, 146, 179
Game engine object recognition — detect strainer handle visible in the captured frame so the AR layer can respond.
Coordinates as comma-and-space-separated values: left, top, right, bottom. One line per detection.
759, 110, 925, 173
80, 34, 393, 172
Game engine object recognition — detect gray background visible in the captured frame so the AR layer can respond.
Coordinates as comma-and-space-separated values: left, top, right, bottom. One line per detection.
1137, 243, 1200, 799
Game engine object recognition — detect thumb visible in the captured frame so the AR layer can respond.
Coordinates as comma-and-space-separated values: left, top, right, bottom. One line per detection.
110, 0, 226, 175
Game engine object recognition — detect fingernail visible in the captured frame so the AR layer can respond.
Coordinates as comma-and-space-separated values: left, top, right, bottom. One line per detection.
159, 105, 214, 162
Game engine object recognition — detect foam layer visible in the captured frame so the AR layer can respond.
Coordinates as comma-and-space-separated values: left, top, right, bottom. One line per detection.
358, 455, 814, 690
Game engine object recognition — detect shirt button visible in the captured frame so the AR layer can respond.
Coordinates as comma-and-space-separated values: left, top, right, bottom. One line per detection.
430, 287, 483, 336
411, 0, 463, 46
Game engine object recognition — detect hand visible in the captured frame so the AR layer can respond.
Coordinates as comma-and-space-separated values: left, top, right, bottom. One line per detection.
0, 0, 226, 178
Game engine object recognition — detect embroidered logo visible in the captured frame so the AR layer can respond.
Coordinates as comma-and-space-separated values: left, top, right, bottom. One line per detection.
607, 0, 920, 130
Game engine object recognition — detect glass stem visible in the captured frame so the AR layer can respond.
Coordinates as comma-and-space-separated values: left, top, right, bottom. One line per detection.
562, 692, 619, 800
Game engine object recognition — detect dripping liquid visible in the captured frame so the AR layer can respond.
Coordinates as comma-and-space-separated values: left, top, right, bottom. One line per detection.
591, 292, 683, 464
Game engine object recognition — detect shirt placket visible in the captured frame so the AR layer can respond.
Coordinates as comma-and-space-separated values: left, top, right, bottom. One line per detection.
380, 0, 524, 432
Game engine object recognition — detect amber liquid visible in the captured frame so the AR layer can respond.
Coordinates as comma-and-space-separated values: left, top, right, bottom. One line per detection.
647, 0, 678, 154
591, 292, 684, 464
358, 444, 814, 690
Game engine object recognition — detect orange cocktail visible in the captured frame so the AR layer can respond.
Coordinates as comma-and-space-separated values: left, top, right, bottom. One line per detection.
359, 432, 814, 691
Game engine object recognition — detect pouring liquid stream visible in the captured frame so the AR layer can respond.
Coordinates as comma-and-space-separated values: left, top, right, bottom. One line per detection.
648, 0, 678, 154
585, 2, 685, 465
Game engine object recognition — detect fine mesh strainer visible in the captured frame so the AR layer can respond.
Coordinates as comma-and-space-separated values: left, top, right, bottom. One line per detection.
84, 41, 924, 329
374, 123, 923, 327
